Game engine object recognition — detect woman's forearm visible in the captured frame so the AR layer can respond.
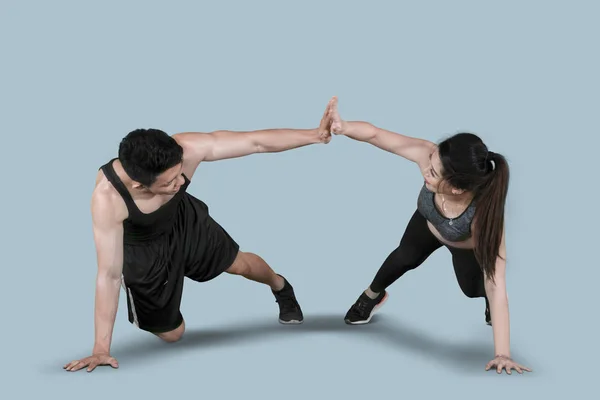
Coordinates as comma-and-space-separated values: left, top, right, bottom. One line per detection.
339, 121, 379, 142
487, 284, 511, 357
338, 121, 433, 162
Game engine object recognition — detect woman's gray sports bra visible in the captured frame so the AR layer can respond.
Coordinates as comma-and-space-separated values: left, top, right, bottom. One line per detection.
417, 184, 476, 242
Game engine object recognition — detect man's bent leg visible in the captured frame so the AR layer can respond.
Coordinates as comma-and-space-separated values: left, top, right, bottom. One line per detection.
226, 251, 304, 324
225, 251, 284, 290
155, 318, 186, 343
180, 202, 303, 324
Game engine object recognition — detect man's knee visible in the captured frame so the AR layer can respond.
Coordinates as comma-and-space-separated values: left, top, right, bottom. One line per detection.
156, 319, 185, 343
225, 251, 251, 276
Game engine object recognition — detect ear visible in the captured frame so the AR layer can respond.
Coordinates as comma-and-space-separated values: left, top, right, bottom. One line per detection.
451, 187, 465, 195
131, 181, 145, 190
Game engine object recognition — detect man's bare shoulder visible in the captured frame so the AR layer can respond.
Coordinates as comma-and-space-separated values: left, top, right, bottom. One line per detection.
92, 170, 128, 224
172, 132, 212, 179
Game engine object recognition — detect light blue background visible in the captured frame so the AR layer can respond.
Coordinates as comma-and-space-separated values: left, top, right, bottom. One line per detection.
1, 0, 597, 398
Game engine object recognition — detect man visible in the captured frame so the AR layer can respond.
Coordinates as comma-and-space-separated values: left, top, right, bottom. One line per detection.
64, 99, 334, 372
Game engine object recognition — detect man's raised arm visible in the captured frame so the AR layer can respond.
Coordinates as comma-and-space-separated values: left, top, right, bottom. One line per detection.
173, 98, 334, 174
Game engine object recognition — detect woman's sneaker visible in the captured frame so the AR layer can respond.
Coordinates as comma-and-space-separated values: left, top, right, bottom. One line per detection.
344, 290, 388, 324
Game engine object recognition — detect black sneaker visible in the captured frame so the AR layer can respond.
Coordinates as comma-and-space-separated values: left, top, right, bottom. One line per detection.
485, 299, 492, 326
344, 290, 388, 324
272, 275, 303, 324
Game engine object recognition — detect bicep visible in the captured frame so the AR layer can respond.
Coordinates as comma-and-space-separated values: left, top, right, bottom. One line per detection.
175, 131, 256, 163
202, 130, 257, 161
173, 131, 256, 179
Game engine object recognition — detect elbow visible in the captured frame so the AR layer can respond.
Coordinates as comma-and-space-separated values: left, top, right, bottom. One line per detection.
255, 142, 266, 154
97, 269, 122, 286
366, 124, 380, 142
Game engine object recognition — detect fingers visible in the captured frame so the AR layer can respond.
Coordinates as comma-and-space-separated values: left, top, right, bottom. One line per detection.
64, 355, 119, 372
486, 359, 531, 375
318, 96, 339, 134
63, 360, 79, 370
320, 97, 335, 123
515, 365, 523, 374
87, 360, 99, 372
321, 99, 332, 121
318, 99, 335, 133
331, 95, 338, 109
64, 359, 88, 372
331, 96, 339, 117
329, 98, 343, 134
519, 364, 532, 372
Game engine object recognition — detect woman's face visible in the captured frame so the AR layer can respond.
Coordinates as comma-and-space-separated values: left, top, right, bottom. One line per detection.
422, 147, 459, 195
423, 147, 444, 192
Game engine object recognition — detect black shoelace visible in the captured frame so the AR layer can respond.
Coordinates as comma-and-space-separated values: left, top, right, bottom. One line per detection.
353, 297, 370, 317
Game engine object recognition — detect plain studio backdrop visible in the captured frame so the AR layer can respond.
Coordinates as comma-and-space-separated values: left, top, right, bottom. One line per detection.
1, 0, 597, 399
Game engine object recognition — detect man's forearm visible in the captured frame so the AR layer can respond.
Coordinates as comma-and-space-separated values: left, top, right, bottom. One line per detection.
175, 128, 323, 163
245, 128, 321, 153
92, 275, 121, 354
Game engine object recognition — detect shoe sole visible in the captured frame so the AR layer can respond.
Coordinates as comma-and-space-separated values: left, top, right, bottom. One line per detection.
344, 292, 389, 325
279, 318, 304, 325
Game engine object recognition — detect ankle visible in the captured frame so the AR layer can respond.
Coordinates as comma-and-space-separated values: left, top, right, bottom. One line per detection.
271, 274, 285, 292
365, 287, 380, 300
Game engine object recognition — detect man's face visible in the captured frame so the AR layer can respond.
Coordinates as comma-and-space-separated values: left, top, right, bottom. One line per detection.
147, 163, 185, 195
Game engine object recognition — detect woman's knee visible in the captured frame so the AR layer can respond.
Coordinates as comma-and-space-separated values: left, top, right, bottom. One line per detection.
458, 280, 486, 298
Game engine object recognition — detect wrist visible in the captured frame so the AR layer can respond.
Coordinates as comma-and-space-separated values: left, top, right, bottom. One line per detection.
309, 128, 325, 144
339, 121, 374, 140
337, 120, 351, 136
93, 342, 110, 355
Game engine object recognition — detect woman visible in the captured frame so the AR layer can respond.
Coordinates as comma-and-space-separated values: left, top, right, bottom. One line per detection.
327, 97, 531, 375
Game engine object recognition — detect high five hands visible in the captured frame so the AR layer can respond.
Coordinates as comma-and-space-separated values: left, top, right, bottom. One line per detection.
317, 96, 346, 143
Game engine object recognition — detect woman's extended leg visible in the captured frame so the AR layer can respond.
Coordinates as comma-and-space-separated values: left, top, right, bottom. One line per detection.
344, 210, 443, 324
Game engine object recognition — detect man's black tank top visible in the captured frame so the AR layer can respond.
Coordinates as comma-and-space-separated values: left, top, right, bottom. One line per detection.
99, 158, 191, 244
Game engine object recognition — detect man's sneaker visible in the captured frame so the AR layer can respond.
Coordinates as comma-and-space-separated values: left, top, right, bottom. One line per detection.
272, 275, 304, 324
344, 290, 388, 324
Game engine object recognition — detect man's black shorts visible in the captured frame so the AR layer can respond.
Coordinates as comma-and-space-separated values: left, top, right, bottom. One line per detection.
121, 194, 240, 333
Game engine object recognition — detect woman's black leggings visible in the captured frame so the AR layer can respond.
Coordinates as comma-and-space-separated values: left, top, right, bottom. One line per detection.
370, 210, 488, 302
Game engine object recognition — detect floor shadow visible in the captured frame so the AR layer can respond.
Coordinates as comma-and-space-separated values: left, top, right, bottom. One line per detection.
105, 313, 493, 373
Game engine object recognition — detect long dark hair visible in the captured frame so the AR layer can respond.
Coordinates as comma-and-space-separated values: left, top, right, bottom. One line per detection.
437, 133, 509, 282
